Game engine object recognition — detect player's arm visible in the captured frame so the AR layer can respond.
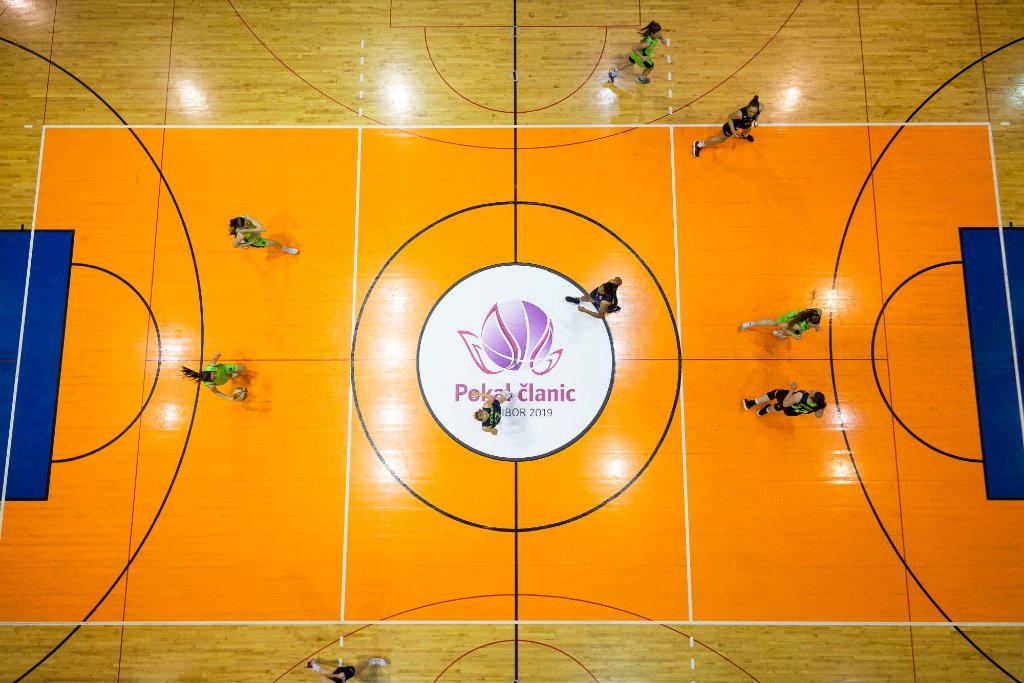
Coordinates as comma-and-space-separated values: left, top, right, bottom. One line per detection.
778, 324, 800, 338
242, 215, 266, 232
482, 425, 498, 435
481, 392, 495, 408
204, 384, 234, 401
578, 301, 610, 319
814, 407, 825, 419
725, 113, 740, 135
781, 383, 801, 407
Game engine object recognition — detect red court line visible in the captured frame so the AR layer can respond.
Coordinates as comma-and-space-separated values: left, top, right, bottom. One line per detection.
226, 0, 804, 151
432, 640, 600, 682
272, 593, 763, 682
422, 26, 609, 114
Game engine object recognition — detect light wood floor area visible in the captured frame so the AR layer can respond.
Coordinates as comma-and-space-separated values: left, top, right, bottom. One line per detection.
1, 1, 1023, 682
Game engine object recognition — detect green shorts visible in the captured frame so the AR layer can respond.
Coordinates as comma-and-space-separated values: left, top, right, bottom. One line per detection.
246, 236, 269, 248
629, 52, 654, 69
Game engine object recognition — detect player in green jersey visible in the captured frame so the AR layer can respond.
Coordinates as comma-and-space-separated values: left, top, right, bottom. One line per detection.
607, 21, 666, 85
738, 307, 822, 340
229, 215, 299, 255
180, 351, 247, 401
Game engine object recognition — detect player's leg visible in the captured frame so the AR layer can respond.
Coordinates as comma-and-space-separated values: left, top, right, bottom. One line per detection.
738, 318, 777, 331
637, 59, 654, 84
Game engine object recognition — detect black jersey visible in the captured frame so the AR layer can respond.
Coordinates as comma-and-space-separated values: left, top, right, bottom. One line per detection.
730, 108, 758, 131
590, 282, 621, 313
784, 391, 824, 416
481, 403, 502, 428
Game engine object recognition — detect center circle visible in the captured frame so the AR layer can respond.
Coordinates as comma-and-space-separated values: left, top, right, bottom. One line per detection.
417, 263, 615, 461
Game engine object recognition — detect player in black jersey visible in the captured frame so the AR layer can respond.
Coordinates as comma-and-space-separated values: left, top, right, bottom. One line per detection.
474, 390, 512, 435
566, 276, 622, 319
305, 656, 390, 681
743, 381, 826, 418
692, 95, 763, 158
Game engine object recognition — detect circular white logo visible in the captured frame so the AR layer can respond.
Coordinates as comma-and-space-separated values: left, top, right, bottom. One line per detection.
417, 264, 615, 460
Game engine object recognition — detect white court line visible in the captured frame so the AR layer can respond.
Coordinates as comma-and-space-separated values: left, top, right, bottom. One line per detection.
667, 126, 693, 622
987, 123, 1024, 455
0, 622, 1019, 626
0, 130, 46, 544
39, 122, 992, 131
340, 128, 364, 621
15, 122, 1011, 626
0, 231, 36, 545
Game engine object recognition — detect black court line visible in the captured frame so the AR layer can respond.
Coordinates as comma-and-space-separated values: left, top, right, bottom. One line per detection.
828, 35, 1024, 683
273, 593, 762, 682
512, 10, 520, 672
0, 36, 206, 682
351, 200, 681, 533
52, 263, 163, 464
869, 260, 982, 464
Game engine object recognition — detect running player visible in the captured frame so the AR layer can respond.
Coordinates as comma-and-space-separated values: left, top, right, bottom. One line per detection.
305, 657, 390, 682
229, 215, 299, 254
739, 307, 822, 339
692, 95, 763, 158
607, 21, 666, 85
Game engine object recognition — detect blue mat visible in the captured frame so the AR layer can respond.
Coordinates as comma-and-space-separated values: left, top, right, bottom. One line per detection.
0, 230, 74, 501
960, 227, 1024, 500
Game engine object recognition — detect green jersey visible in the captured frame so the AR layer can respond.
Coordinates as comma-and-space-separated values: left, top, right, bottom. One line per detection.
202, 363, 238, 387
776, 309, 817, 332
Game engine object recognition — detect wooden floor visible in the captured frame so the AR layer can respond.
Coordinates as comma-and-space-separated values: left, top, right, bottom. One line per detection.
1, 1, 1023, 681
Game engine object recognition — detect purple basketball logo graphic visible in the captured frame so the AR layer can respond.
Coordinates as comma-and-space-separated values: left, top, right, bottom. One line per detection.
458, 300, 563, 375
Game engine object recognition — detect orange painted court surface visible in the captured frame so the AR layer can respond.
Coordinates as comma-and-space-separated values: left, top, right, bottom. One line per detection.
0, 123, 1019, 634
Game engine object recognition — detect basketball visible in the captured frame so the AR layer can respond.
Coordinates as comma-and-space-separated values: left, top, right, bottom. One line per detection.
232, 387, 248, 401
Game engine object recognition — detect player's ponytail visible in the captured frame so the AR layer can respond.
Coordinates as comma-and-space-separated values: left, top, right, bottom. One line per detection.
180, 366, 202, 382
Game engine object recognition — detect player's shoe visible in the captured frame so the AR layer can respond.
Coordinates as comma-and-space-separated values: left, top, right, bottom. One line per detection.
607, 69, 618, 83
741, 133, 755, 143
738, 321, 752, 331
637, 74, 651, 84
369, 657, 390, 667
756, 405, 772, 416
283, 246, 299, 254
743, 399, 756, 410
691, 141, 701, 158
565, 296, 581, 305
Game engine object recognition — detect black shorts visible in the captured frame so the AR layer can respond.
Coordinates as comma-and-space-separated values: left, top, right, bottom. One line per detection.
589, 288, 618, 313
330, 666, 357, 680
767, 389, 789, 411
629, 54, 654, 69
767, 389, 809, 416
721, 122, 751, 138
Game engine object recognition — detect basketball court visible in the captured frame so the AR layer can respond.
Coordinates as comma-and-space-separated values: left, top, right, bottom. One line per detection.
1, 1, 1023, 681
